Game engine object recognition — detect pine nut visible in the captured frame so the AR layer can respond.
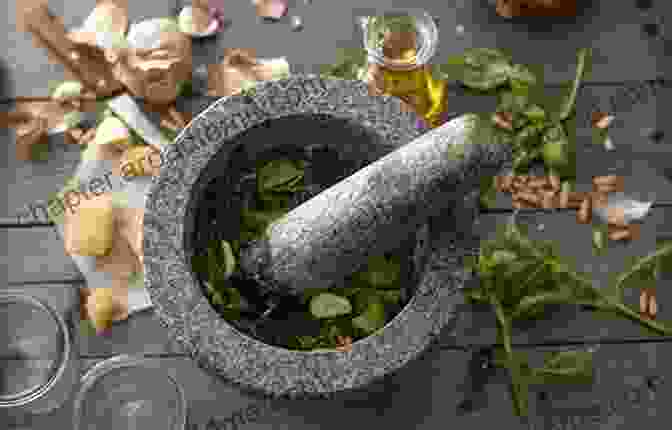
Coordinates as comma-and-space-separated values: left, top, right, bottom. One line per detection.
577, 198, 592, 224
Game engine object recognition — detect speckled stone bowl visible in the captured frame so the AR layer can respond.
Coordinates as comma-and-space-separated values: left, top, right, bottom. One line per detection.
144, 75, 480, 398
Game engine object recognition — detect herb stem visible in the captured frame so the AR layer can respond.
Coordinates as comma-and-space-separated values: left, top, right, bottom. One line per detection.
490, 293, 527, 417
614, 241, 672, 293
601, 301, 672, 336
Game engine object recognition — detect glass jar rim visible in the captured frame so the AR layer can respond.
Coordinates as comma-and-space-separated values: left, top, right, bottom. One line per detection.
359, 9, 439, 71
0, 293, 71, 408
73, 354, 187, 430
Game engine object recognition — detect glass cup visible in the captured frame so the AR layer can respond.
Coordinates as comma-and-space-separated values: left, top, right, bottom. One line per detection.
73, 355, 187, 430
358, 9, 439, 71
0, 292, 76, 416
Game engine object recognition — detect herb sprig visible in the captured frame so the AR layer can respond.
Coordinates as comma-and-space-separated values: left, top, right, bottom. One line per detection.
437, 48, 591, 207
463, 215, 672, 416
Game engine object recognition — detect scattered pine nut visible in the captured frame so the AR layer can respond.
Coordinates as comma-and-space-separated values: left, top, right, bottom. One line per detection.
516, 191, 542, 206
649, 294, 658, 318
577, 198, 592, 224
549, 175, 561, 191
605, 206, 627, 228
608, 225, 630, 241
542, 191, 558, 209
528, 177, 549, 189
592, 112, 615, 129
493, 112, 513, 130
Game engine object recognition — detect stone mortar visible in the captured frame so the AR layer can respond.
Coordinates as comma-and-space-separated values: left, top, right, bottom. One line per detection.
144, 75, 509, 398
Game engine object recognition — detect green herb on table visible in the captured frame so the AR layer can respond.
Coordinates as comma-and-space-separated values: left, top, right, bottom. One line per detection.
319, 48, 368, 81
195, 158, 406, 350
439, 48, 589, 205
463, 215, 672, 416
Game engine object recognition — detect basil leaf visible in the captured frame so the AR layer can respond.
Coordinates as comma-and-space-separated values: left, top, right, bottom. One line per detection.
300, 287, 333, 305
257, 159, 305, 194
352, 300, 386, 334
240, 206, 286, 231
479, 175, 498, 208
541, 123, 571, 173
351, 255, 401, 289
310, 293, 353, 319
378, 289, 401, 304
319, 48, 368, 81
220, 240, 237, 278
440, 48, 513, 91
508, 64, 537, 90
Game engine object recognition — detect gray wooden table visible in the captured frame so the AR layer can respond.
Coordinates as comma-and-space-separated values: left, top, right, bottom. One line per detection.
2, 0, 672, 429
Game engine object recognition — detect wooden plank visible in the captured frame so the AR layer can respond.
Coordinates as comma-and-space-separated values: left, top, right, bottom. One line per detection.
17, 340, 672, 429
0, 228, 82, 283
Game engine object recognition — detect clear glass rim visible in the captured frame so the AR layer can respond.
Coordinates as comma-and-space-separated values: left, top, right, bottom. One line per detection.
0, 293, 71, 407
73, 354, 187, 430
359, 9, 439, 71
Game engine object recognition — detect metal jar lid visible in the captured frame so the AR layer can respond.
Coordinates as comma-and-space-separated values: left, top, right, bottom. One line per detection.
0, 293, 71, 409
73, 355, 187, 430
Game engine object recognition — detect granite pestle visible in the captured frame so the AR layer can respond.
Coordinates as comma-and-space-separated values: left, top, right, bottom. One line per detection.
238, 114, 513, 297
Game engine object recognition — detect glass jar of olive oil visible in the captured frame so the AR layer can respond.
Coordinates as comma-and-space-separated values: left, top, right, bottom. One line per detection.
359, 10, 447, 128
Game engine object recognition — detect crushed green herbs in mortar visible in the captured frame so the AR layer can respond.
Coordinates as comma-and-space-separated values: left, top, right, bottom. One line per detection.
191, 156, 410, 351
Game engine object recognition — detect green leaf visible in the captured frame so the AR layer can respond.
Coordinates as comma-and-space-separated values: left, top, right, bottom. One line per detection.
176, 80, 193, 98
463, 286, 488, 304
257, 159, 305, 194
479, 175, 498, 209
220, 240, 237, 278
497, 91, 530, 115
319, 48, 368, 81
508, 64, 537, 90
550, 48, 592, 122
352, 300, 386, 334
310, 293, 353, 319
592, 225, 608, 256
531, 349, 594, 386
351, 255, 402, 289
240, 206, 286, 232
523, 105, 546, 122
656, 238, 672, 278
300, 287, 333, 305
439, 48, 513, 91
613, 243, 672, 294
541, 123, 571, 172
378, 289, 401, 305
